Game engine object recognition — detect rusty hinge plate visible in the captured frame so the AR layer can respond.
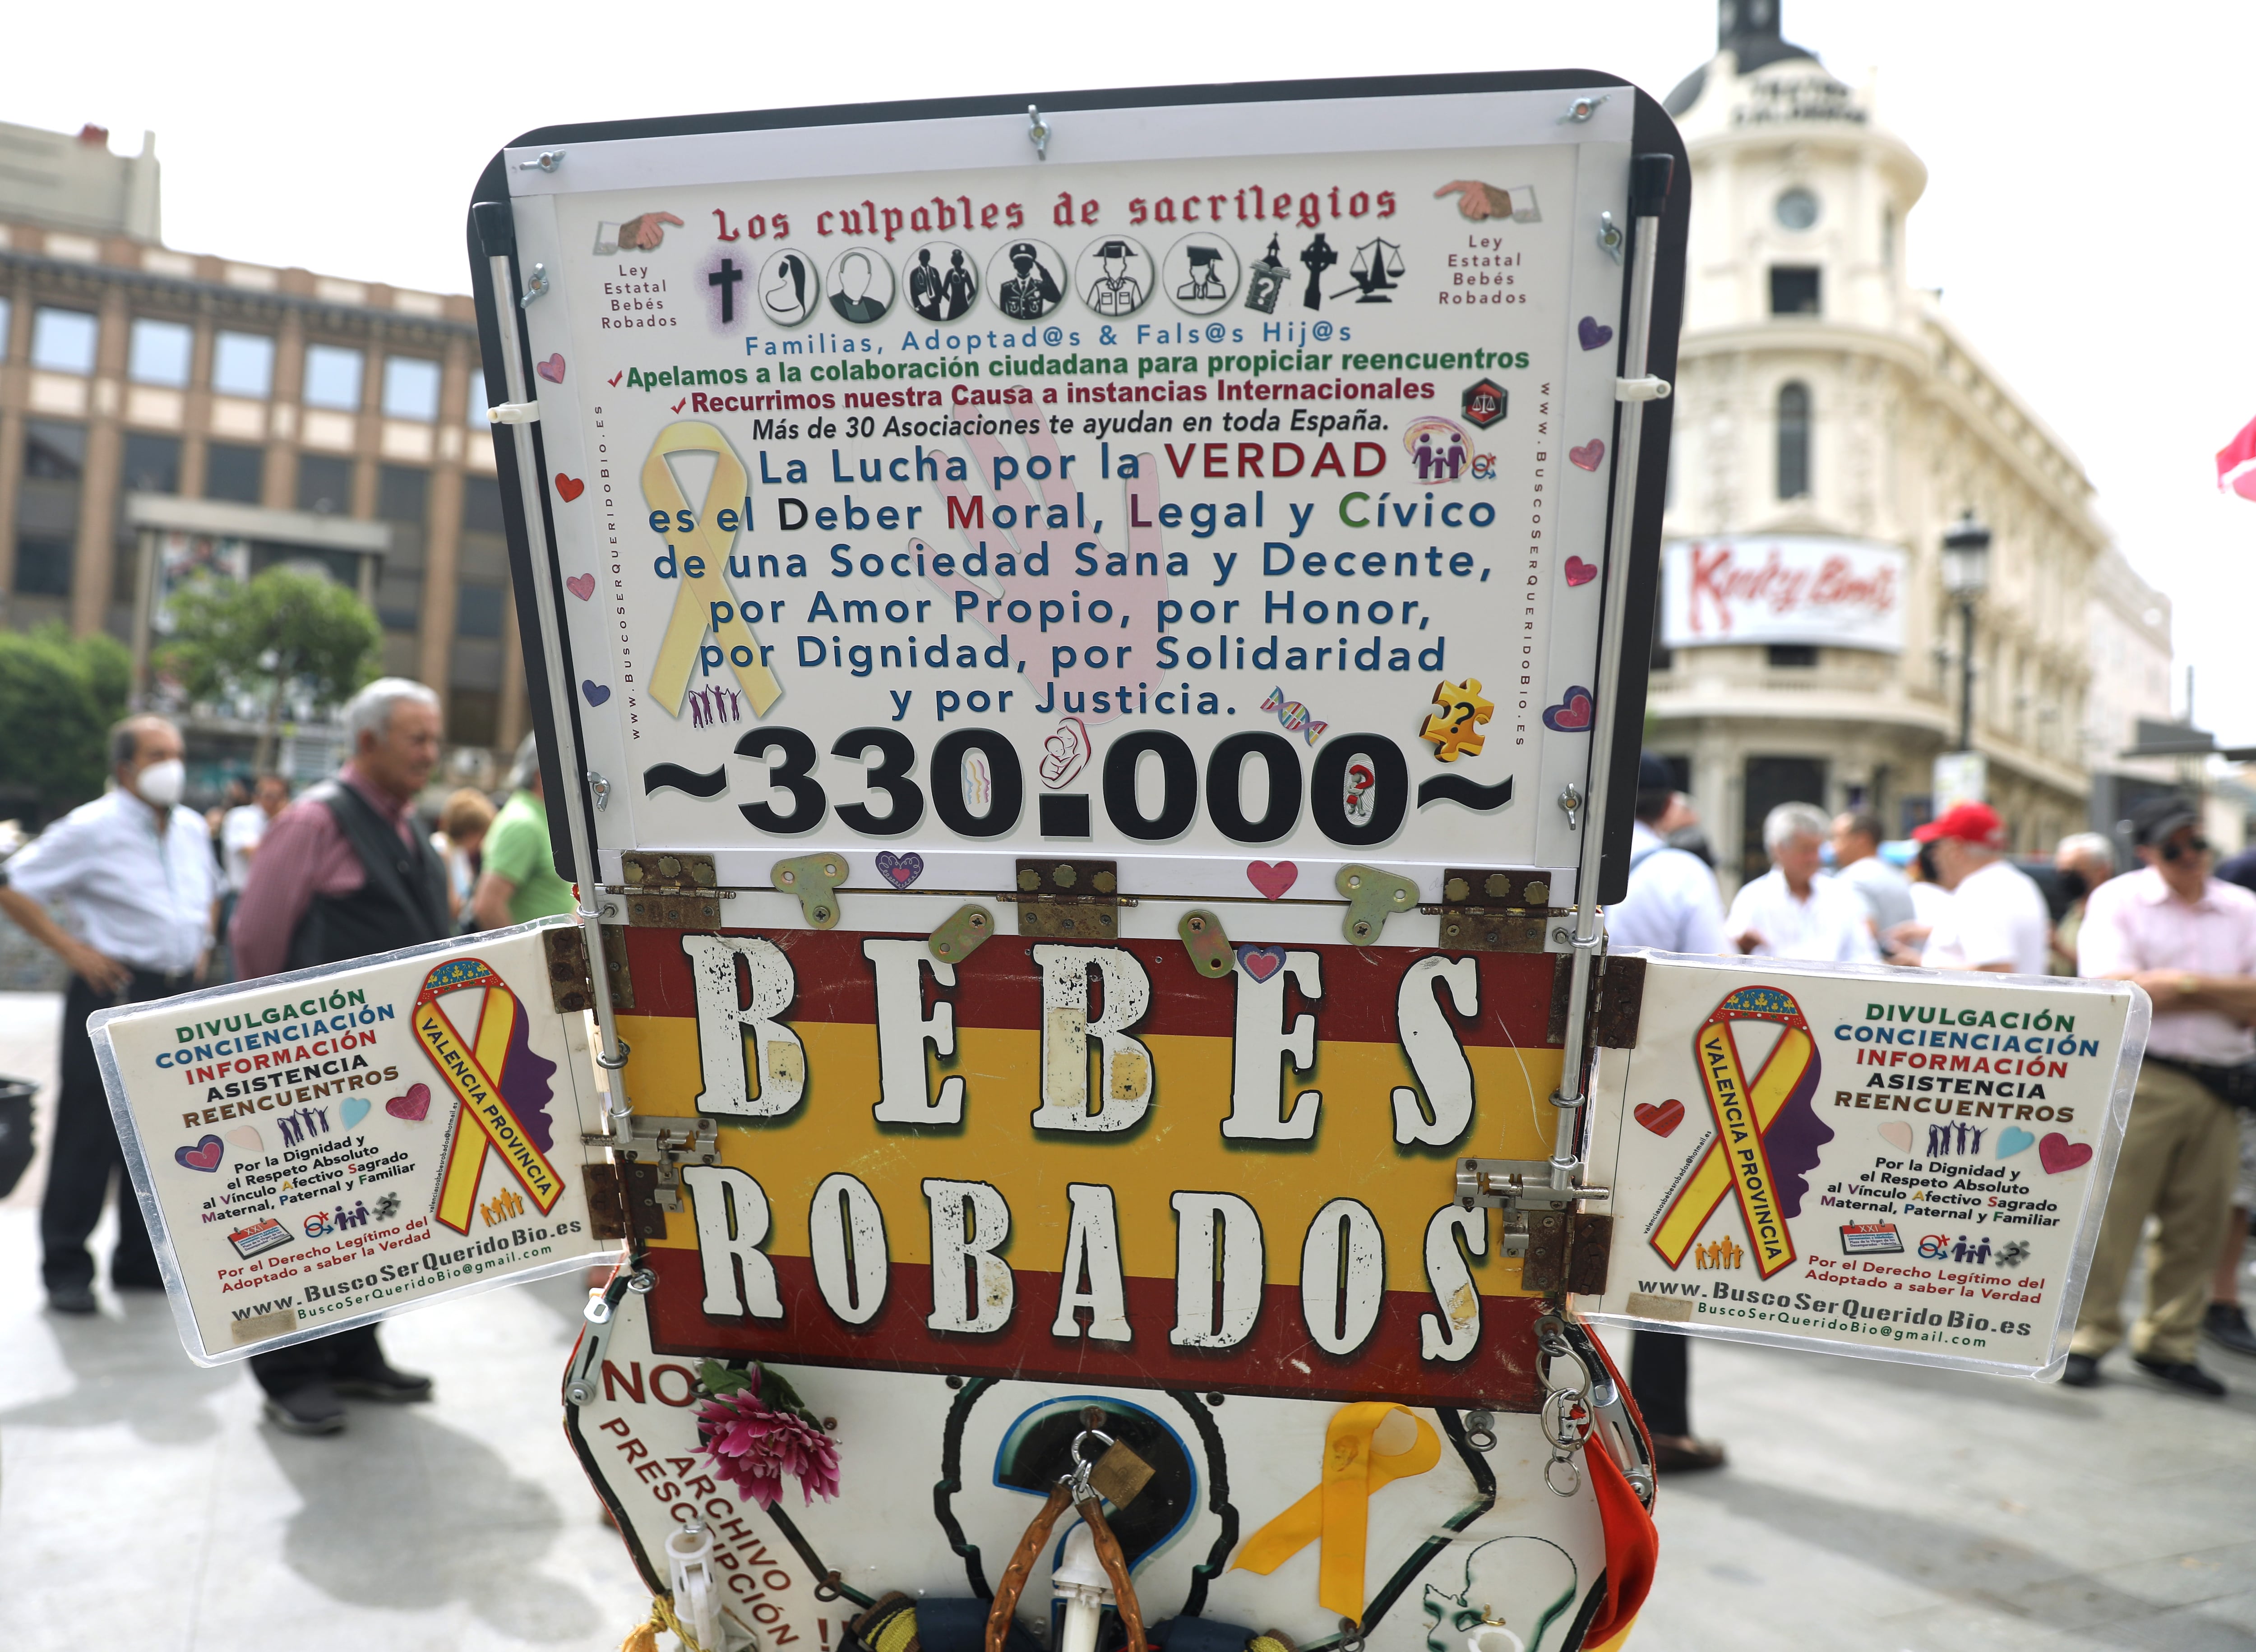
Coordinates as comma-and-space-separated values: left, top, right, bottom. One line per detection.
1013, 858, 1119, 939
619, 851, 722, 928
1438, 867, 1559, 952
539, 923, 636, 1014
1547, 953, 1647, 1047
1521, 1209, 1614, 1296
582, 1161, 630, 1241
619, 1162, 672, 1241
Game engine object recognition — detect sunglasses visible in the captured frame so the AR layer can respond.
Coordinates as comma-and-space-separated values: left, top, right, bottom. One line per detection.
2160, 835, 2211, 863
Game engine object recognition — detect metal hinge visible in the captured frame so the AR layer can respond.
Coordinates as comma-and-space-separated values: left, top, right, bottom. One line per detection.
1546, 952, 1647, 1047
540, 923, 636, 1014
1434, 867, 1559, 952
1456, 1158, 1613, 1292
588, 1112, 719, 1216
619, 852, 721, 927
1012, 859, 1119, 938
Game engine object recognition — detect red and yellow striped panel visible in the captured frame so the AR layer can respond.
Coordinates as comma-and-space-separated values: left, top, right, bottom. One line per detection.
619, 928, 1565, 1409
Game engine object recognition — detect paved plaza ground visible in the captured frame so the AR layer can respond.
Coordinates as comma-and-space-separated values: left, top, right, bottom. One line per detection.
4, 990, 2255, 1652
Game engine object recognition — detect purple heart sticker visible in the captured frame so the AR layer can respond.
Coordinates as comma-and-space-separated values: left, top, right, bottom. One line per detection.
874, 850, 924, 890
1577, 315, 1613, 351
1236, 944, 1287, 983
581, 680, 610, 707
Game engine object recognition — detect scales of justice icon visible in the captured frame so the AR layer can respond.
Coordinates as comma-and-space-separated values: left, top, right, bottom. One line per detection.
1337, 237, 1405, 302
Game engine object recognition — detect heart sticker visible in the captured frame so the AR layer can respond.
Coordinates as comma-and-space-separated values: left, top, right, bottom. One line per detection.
1568, 439, 1606, 472
555, 473, 585, 502
1563, 556, 1597, 587
582, 680, 611, 706
1039, 717, 1091, 789
1237, 944, 1287, 983
386, 1083, 431, 1123
341, 1097, 370, 1130
874, 850, 923, 890
1577, 316, 1614, 351
1634, 1098, 1685, 1137
536, 353, 566, 384
1246, 860, 1299, 900
1541, 688, 1594, 732
2038, 1132, 2093, 1175
566, 572, 596, 601
1879, 1121, 1913, 1155
226, 1126, 262, 1152
176, 1135, 224, 1172
1997, 1126, 2035, 1159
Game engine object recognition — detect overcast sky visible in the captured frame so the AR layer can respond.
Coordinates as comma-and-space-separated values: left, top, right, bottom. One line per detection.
14, 1, 2251, 741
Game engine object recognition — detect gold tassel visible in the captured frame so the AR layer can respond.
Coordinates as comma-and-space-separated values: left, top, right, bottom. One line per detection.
623, 1608, 663, 1652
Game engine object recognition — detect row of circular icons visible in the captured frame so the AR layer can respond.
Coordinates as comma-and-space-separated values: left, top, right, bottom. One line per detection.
758, 232, 1250, 328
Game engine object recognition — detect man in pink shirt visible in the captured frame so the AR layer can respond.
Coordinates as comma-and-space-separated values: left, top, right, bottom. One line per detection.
230, 679, 449, 1432
2068, 796, 2256, 1394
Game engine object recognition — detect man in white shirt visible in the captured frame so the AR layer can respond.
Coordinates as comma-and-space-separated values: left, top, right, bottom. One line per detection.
1727, 802, 1878, 964
1914, 802, 2050, 974
1607, 754, 1729, 1474
2066, 796, 2256, 1394
221, 772, 288, 894
0, 715, 216, 1314
1831, 810, 1915, 937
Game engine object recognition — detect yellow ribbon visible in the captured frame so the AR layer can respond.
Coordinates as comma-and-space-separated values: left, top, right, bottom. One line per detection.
417, 960, 564, 1235
643, 420, 783, 720
1650, 988, 1814, 1278
1233, 1403, 1441, 1619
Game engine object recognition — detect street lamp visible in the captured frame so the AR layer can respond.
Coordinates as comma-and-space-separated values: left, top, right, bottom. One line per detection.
1940, 508, 1992, 753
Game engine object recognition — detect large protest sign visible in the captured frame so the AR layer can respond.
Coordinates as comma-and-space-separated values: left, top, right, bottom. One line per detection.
91, 920, 617, 1363
1579, 953, 2147, 1378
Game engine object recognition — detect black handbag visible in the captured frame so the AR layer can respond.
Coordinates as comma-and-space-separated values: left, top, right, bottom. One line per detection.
0, 1076, 34, 1200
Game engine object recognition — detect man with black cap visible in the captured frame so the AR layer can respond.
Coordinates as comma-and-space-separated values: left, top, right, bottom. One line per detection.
2066, 795, 2256, 1393
1606, 753, 1729, 1470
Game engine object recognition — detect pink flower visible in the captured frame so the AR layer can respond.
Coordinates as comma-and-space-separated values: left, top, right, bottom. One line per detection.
694, 1380, 841, 1508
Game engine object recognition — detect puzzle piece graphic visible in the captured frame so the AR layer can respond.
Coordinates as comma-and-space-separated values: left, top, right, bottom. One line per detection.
1419, 678, 1493, 762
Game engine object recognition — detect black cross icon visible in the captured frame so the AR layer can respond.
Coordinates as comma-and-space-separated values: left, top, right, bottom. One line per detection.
709, 257, 743, 324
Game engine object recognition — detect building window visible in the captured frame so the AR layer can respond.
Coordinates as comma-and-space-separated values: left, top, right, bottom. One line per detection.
382, 357, 442, 422
31, 308, 98, 374
128, 318, 193, 387
1776, 381, 1812, 499
1881, 205, 1896, 266
1769, 267, 1821, 316
1766, 644, 1818, 668
112, 434, 183, 604
375, 465, 429, 631
205, 442, 265, 504
448, 689, 499, 749
456, 582, 506, 639
1775, 188, 1819, 231
213, 331, 275, 398
297, 454, 354, 516
14, 421, 88, 597
302, 344, 364, 411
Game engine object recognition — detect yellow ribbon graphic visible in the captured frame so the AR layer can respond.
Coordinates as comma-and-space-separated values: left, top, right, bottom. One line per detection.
1233, 1403, 1441, 1619
643, 420, 783, 719
1650, 986, 1815, 1278
416, 957, 564, 1235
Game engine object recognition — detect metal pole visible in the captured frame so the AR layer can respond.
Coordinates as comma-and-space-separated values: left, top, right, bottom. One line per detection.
485, 249, 631, 1108
1550, 160, 1670, 1190
1957, 597, 1976, 754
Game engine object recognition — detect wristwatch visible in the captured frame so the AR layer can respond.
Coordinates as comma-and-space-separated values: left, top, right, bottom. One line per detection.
2179, 972, 2200, 999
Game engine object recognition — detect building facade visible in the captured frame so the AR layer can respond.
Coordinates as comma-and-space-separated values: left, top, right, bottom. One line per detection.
0, 119, 524, 789
1652, 5, 2112, 886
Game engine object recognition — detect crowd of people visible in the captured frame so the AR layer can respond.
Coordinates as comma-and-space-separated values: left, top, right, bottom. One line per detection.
0, 682, 575, 1435
1613, 754, 2256, 1471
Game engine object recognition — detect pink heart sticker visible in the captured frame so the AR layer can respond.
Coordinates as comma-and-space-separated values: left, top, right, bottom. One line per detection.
176, 1134, 224, 1172
1563, 556, 1597, 587
1237, 944, 1287, 983
536, 353, 566, 384
566, 572, 595, 601
1246, 860, 1299, 900
1541, 688, 1595, 732
386, 1083, 431, 1123
1569, 439, 1605, 471
874, 850, 924, 890
1879, 1121, 1913, 1155
2038, 1132, 2093, 1175
1634, 1099, 1684, 1137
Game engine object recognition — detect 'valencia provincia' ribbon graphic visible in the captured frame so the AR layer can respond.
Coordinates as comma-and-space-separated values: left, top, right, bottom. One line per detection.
1650, 986, 1823, 1279
416, 958, 565, 1235
1233, 1403, 1441, 1618
644, 420, 783, 720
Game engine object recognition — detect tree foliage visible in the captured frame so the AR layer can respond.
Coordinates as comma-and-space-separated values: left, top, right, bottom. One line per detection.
159, 566, 381, 757
0, 625, 132, 823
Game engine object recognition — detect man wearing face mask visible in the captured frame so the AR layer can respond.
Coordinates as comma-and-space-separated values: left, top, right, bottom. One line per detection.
0, 715, 216, 1315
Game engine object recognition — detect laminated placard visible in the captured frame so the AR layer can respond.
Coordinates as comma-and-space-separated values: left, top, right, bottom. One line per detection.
91, 919, 616, 1363
1579, 952, 2148, 1378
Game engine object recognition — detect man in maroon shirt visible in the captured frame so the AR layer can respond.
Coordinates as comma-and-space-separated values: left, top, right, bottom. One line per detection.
231, 679, 449, 1432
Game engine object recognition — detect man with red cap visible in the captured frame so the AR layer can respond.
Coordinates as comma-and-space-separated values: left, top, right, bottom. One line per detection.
2066, 795, 2256, 1394
1913, 801, 2050, 976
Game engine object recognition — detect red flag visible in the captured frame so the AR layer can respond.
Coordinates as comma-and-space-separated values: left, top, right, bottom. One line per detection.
2219, 415, 2256, 501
